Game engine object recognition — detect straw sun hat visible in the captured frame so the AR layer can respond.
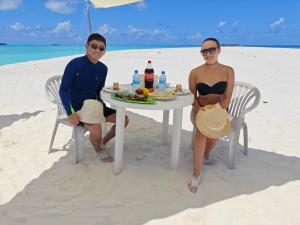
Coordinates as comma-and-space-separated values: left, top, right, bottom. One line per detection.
196, 103, 231, 139
77, 99, 106, 124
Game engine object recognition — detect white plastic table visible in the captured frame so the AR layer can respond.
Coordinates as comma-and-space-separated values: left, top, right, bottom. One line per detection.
101, 86, 193, 174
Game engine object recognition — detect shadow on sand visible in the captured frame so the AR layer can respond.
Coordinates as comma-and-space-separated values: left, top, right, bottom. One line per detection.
0, 111, 299, 225
0, 111, 43, 129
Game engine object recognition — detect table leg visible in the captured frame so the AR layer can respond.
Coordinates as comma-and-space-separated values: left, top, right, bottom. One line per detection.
171, 108, 183, 170
114, 106, 125, 175
162, 110, 169, 144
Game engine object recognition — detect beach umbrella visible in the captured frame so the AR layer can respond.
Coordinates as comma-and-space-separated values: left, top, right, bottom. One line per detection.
86, 0, 143, 33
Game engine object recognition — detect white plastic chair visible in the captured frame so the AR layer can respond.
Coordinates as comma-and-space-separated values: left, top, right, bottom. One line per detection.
45, 75, 106, 163
191, 81, 261, 169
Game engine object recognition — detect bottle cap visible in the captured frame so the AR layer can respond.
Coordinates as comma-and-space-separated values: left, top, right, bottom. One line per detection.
161, 71, 165, 74
134, 70, 138, 73
148, 60, 151, 63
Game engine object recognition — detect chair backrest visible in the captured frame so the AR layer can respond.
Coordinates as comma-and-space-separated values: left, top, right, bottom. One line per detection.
45, 75, 66, 116
228, 81, 261, 119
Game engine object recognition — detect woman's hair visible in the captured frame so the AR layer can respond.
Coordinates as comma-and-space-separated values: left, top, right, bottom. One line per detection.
202, 38, 220, 48
87, 33, 106, 47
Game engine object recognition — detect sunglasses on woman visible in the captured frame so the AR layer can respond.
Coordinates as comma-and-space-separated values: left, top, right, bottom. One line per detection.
200, 47, 218, 56
89, 43, 105, 51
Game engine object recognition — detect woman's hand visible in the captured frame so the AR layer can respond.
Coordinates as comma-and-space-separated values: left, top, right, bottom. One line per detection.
68, 113, 80, 126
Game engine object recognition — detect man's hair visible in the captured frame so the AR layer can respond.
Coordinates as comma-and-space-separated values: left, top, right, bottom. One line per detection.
202, 37, 220, 48
87, 33, 106, 47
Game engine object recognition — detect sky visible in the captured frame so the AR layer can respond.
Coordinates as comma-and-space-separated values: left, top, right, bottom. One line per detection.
0, 0, 300, 46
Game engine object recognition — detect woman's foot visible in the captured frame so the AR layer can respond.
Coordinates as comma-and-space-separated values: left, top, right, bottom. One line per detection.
187, 174, 201, 193
203, 153, 212, 165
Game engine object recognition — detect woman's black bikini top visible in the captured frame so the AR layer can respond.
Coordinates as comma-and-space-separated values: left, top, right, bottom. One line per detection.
196, 81, 227, 96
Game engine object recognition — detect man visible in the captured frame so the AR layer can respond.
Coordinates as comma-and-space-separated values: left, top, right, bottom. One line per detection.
59, 33, 129, 162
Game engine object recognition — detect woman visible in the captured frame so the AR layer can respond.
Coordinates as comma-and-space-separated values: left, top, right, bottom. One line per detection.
188, 38, 235, 193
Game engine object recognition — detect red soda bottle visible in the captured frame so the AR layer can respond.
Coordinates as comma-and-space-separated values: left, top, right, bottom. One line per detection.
144, 60, 154, 89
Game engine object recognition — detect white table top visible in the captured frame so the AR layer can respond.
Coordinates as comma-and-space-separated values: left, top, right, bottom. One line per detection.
101, 84, 194, 110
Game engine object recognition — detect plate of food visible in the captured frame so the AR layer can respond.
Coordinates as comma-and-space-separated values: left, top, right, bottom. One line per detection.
111, 91, 156, 104
149, 91, 176, 100
172, 88, 191, 96
103, 82, 128, 93
168, 85, 191, 96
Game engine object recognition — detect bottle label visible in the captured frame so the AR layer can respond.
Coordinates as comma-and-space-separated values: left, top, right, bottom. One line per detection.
159, 78, 166, 84
145, 73, 154, 81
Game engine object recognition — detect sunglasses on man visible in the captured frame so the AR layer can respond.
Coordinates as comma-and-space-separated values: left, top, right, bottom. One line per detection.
200, 47, 218, 56
90, 43, 105, 51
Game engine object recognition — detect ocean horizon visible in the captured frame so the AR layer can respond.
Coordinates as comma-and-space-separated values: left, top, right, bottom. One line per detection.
0, 44, 299, 66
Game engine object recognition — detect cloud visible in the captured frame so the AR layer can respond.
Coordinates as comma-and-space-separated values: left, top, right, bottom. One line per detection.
126, 25, 175, 40
45, 0, 77, 14
217, 21, 226, 28
0, 0, 22, 10
187, 32, 202, 40
51, 20, 75, 36
216, 21, 226, 33
136, 1, 147, 10
10, 22, 26, 31
232, 21, 239, 31
127, 25, 146, 36
270, 17, 285, 33
98, 24, 118, 35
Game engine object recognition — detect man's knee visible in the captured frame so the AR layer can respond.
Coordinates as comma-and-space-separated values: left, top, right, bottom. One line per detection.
90, 125, 102, 139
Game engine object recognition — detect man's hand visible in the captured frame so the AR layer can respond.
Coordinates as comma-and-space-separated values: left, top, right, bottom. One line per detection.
68, 113, 80, 126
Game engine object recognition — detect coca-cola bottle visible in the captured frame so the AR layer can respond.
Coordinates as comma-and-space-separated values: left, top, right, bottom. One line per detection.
144, 60, 154, 89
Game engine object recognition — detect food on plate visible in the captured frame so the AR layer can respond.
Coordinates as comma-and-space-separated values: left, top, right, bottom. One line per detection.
115, 91, 147, 101
150, 91, 176, 99
135, 87, 149, 96
113, 82, 120, 91
175, 84, 182, 92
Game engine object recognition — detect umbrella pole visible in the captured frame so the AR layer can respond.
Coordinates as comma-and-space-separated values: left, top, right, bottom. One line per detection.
86, 0, 92, 33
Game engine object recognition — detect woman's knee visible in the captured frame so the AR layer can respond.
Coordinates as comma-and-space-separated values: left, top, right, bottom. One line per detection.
195, 129, 207, 140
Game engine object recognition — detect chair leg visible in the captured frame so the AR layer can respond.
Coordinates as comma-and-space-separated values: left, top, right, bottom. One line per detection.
74, 126, 86, 163
227, 119, 242, 169
48, 121, 59, 153
227, 129, 237, 169
101, 122, 107, 138
242, 122, 248, 156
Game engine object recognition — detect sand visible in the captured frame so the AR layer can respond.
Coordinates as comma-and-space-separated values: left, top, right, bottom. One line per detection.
0, 47, 300, 225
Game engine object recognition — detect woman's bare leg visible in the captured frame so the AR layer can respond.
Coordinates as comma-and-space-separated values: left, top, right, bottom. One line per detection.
188, 129, 207, 193
204, 138, 218, 158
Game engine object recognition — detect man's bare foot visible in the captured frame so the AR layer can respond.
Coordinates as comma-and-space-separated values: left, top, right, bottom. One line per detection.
98, 150, 113, 162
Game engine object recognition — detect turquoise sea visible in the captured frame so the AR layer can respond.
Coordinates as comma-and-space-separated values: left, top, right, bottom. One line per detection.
0, 44, 196, 66
0, 44, 299, 66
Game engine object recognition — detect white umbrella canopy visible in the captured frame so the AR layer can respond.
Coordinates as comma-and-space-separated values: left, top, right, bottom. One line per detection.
90, 0, 143, 8
86, 0, 143, 33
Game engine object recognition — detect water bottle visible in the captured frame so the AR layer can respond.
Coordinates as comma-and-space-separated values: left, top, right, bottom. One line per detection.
144, 60, 154, 89
158, 71, 166, 92
132, 69, 140, 93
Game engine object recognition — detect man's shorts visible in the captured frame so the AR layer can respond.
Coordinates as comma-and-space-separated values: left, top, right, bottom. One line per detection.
102, 101, 116, 118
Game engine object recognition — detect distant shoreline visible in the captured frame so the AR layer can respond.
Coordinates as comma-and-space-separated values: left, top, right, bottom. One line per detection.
1, 45, 299, 66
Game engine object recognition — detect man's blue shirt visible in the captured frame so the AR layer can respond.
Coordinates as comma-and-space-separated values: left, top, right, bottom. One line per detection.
59, 55, 108, 116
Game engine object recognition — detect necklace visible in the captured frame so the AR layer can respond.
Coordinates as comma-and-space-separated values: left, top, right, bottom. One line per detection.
206, 61, 218, 66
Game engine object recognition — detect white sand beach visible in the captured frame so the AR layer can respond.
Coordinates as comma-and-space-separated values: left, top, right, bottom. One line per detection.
0, 47, 300, 225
